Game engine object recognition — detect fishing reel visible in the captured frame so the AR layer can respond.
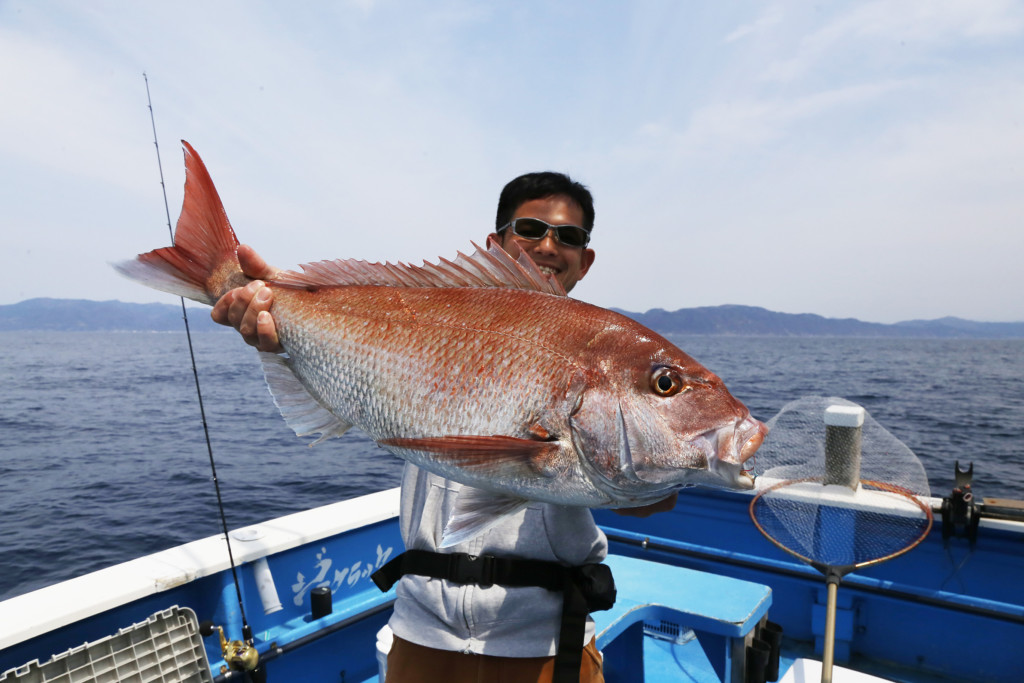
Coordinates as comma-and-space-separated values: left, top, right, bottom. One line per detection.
940, 461, 980, 546
199, 620, 264, 681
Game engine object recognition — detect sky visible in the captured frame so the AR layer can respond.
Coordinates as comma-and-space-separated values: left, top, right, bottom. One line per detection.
1, 0, 1022, 323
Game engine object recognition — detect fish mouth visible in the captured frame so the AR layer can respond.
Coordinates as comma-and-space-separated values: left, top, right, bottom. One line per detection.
736, 416, 768, 464
712, 460, 755, 490
581, 404, 767, 496
699, 416, 767, 490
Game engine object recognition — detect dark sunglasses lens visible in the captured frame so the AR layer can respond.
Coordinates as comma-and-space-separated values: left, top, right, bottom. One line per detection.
513, 218, 549, 239
512, 218, 588, 247
556, 226, 589, 247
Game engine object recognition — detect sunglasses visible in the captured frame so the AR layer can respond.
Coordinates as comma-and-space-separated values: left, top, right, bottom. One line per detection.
497, 217, 591, 248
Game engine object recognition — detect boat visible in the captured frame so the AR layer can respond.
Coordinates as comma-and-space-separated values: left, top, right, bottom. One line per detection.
1, 458, 1022, 683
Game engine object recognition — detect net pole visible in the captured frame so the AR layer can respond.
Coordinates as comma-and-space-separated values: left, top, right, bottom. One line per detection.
821, 576, 840, 683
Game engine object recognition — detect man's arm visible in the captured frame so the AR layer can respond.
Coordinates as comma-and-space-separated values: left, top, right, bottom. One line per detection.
210, 245, 284, 352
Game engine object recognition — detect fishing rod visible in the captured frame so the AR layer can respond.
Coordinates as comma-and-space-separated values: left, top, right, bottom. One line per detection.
143, 73, 264, 682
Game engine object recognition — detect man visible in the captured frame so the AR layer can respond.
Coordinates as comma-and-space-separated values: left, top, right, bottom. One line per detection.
212, 172, 675, 682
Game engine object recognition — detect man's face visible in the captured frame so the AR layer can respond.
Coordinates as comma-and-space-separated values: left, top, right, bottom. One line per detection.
490, 194, 596, 294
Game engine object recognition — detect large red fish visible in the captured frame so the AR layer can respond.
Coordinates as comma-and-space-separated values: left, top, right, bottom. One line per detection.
117, 142, 766, 546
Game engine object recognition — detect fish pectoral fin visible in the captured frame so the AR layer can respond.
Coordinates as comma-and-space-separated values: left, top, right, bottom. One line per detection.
440, 487, 530, 548
378, 435, 559, 471
260, 352, 353, 444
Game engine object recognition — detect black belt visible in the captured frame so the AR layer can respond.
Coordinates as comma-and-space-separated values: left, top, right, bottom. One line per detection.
372, 550, 616, 682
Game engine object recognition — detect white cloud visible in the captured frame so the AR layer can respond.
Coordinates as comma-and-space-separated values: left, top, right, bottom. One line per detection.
0, 1, 1021, 323
0, 27, 152, 193
620, 79, 909, 163
724, 6, 783, 44
827, 0, 1024, 43
762, 0, 1024, 83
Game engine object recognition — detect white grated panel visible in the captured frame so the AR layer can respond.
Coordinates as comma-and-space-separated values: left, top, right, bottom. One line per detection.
0, 606, 212, 683
643, 618, 697, 645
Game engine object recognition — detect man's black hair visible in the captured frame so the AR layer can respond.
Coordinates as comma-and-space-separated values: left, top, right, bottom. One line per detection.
495, 172, 595, 233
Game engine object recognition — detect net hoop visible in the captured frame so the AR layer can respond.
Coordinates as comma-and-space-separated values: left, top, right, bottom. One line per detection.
749, 477, 934, 572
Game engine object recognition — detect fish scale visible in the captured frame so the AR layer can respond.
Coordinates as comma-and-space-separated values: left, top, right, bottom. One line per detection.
276, 286, 580, 439
116, 141, 768, 545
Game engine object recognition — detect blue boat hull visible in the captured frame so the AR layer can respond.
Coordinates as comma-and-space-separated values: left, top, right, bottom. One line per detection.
2, 487, 1021, 682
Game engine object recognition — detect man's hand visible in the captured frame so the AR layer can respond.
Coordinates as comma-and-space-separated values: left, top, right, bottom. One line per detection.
210, 244, 284, 352
612, 492, 678, 518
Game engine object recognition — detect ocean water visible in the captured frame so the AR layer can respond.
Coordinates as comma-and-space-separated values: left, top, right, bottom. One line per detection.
0, 330, 1021, 601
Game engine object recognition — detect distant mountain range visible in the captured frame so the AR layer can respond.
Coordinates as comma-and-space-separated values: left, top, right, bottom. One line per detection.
615, 304, 1024, 339
2, 298, 1022, 338
0, 298, 224, 332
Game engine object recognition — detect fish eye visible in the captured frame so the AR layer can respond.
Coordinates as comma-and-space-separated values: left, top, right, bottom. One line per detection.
651, 368, 685, 397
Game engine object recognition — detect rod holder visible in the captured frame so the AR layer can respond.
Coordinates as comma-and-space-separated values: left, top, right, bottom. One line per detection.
253, 557, 283, 615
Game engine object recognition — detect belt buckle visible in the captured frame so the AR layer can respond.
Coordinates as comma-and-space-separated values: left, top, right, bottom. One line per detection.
450, 554, 495, 588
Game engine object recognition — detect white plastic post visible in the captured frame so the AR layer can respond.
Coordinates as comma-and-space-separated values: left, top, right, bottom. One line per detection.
253, 557, 283, 615
823, 405, 865, 490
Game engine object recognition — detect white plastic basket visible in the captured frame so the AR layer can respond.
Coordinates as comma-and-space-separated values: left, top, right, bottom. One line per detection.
0, 606, 212, 683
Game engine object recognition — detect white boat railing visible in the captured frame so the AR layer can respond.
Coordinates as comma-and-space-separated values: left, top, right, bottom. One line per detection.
0, 488, 401, 651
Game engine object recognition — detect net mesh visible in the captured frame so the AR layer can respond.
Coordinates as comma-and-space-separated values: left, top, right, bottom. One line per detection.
750, 397, 932, 570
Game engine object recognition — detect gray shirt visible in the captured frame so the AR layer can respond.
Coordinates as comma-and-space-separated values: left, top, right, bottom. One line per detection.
387, 463, 608, 657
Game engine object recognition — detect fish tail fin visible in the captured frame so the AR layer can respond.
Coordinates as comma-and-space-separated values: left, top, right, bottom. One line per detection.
114, 141, 246, 305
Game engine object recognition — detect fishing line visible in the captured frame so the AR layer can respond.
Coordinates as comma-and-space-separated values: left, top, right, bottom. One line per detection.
143, 73, 252, 636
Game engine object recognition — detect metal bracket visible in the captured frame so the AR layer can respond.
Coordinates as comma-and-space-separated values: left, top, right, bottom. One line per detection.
941, 461, 980, 546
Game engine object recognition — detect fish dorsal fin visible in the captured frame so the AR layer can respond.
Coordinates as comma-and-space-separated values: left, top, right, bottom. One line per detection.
272, 238, 567, 296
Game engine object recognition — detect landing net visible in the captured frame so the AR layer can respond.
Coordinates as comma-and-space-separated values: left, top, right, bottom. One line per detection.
749, 397, 932, 573
748, 397, 933, 682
